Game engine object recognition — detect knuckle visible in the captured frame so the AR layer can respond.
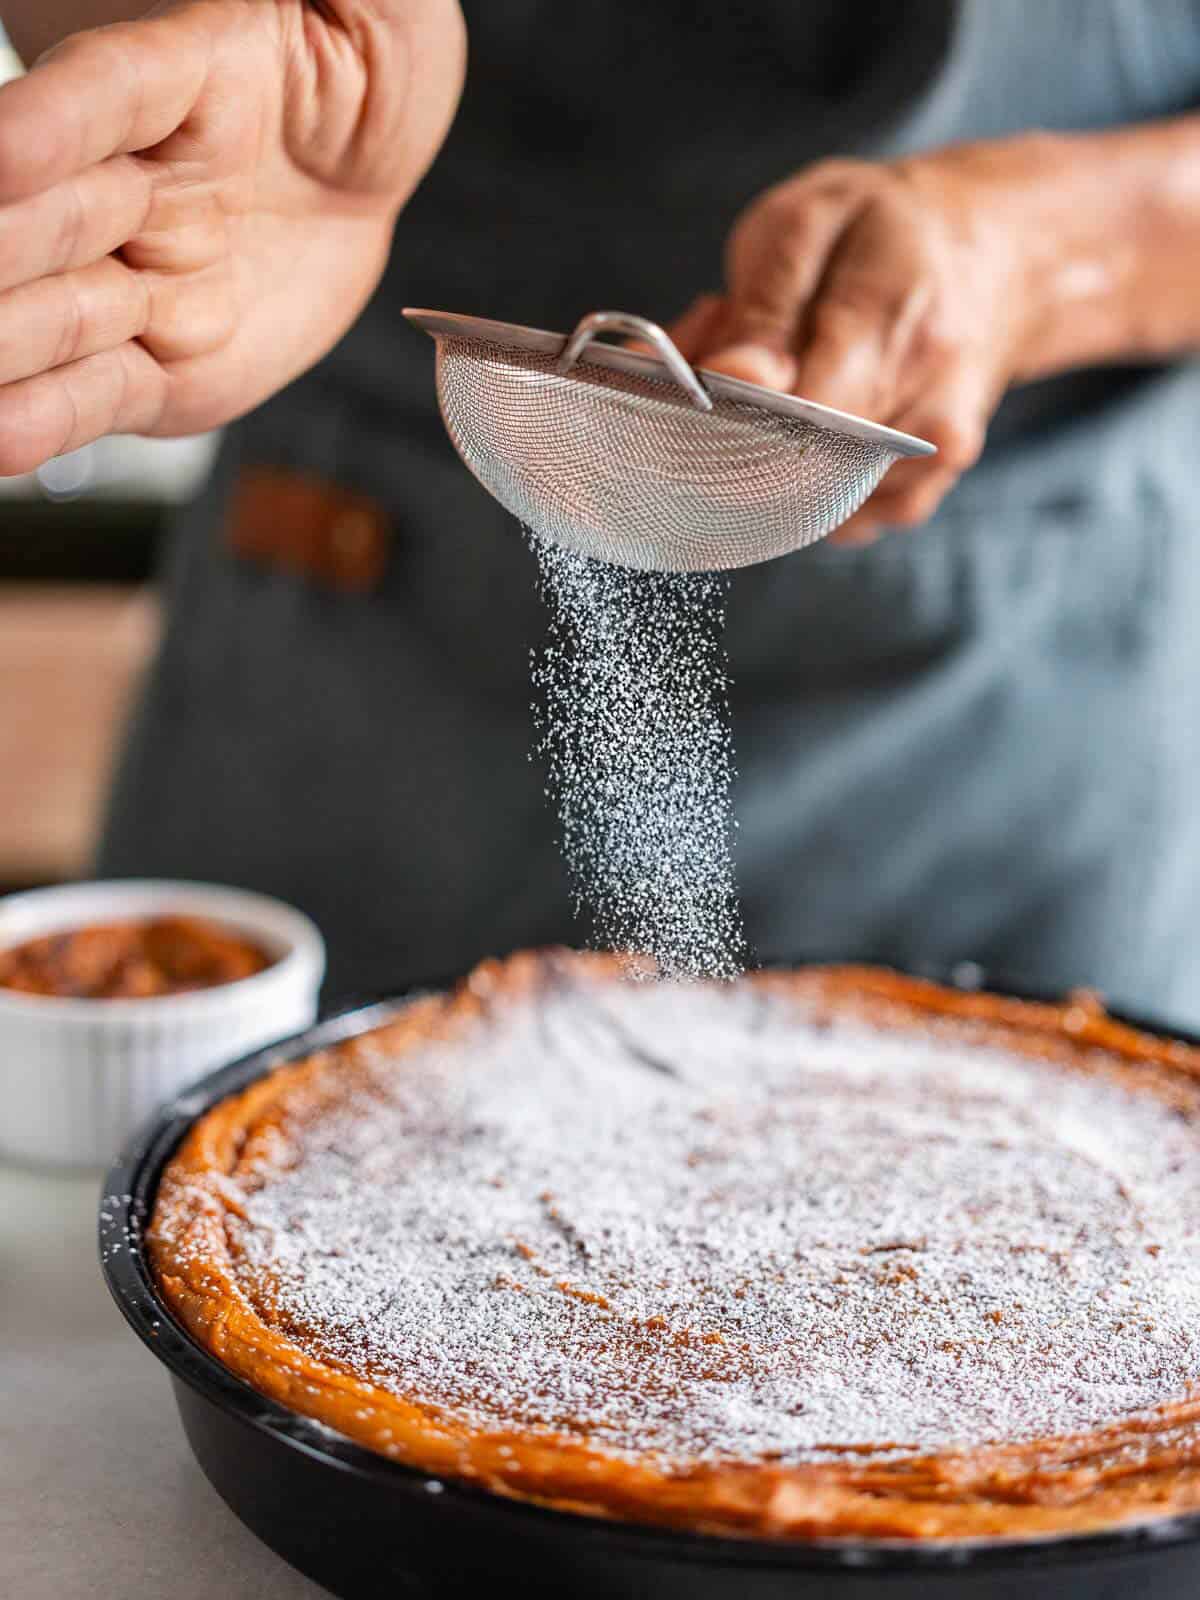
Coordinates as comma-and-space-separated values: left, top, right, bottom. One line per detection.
38, 30, 93, 66
52, 176, 86, 271
910, 307, 960, 364
770, 159, 877, 206
808, 292, 877, 347
725, 240, 809, 332
50, 275, 86, 368
729, 162, 880, 290
48, 25, 127, 74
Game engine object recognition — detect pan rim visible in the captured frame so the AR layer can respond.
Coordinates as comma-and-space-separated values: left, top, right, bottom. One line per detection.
99, 956, 1200, 1576
402, 307, 938, 460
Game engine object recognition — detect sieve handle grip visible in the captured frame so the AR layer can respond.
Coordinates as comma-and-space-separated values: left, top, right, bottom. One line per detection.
557, 311, 714, 413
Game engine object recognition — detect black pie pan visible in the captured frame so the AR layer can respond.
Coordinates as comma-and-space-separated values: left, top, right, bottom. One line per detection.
100, 966, 1200, 1600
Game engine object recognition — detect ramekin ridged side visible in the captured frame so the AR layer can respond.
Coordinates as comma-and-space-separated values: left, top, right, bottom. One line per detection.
0, 880, 325, 1167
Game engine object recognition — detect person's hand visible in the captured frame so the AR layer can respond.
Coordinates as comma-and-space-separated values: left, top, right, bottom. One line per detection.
675, 143, 1062, 542
0, 0, 465, 474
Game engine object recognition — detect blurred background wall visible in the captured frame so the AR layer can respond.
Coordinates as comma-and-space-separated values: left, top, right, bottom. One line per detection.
0, 433, 218, 894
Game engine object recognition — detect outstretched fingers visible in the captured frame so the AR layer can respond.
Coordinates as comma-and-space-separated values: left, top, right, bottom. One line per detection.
0, 343, 169, 475
0, 257, 155, 387
0, 156, 154, 294
0, 16, 208, 202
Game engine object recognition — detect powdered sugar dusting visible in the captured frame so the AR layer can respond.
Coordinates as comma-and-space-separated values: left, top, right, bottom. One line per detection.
228, 973, 1200, 1466
529, 535, 745, 981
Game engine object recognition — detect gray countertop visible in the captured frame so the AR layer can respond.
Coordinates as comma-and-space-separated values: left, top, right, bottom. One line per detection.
0, 1161, 325, 1599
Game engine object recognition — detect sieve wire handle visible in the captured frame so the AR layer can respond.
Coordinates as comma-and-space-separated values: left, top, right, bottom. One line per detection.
557, 311, 714, 413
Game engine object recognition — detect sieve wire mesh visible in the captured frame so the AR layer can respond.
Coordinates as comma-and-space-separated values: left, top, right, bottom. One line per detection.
434, 336, 899, 573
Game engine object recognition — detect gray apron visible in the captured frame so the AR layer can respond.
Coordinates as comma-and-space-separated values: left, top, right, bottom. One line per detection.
100, 0, 1200, 1020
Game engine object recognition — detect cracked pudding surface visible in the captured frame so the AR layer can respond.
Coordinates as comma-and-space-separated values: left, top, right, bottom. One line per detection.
149, 949, 1200, 1541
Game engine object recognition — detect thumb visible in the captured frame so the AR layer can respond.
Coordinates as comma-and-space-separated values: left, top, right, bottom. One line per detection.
697, 174, 867, 391
697, 228, 801, 389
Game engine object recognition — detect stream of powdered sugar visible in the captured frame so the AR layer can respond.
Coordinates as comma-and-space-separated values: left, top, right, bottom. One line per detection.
229, 970, 1200, 1465
529, 535, 745, 980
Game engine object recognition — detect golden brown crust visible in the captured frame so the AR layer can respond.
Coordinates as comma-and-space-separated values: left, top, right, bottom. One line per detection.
148, 949, 1200, 1542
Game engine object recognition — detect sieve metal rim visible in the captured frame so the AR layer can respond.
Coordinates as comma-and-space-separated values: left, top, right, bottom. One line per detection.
403, 307, 937, 461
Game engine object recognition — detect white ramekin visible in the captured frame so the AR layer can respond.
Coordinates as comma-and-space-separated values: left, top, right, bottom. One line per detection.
0, 880, 325, 1168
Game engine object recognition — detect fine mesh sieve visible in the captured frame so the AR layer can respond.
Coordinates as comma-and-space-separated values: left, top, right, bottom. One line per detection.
405, 308, 936, 574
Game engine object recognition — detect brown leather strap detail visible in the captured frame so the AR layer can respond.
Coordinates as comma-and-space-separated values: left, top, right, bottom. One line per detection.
226, 467, 391, 593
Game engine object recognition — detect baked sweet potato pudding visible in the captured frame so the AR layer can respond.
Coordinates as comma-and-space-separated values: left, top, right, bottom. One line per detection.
0, 915, 273, 999
149, 949, 1200, 1541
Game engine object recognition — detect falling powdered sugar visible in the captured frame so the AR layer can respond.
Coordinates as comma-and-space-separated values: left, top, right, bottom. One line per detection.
529, 534, 745, 980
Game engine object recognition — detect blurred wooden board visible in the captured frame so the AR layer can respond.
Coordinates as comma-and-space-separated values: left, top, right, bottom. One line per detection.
0, 585, 160, 883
